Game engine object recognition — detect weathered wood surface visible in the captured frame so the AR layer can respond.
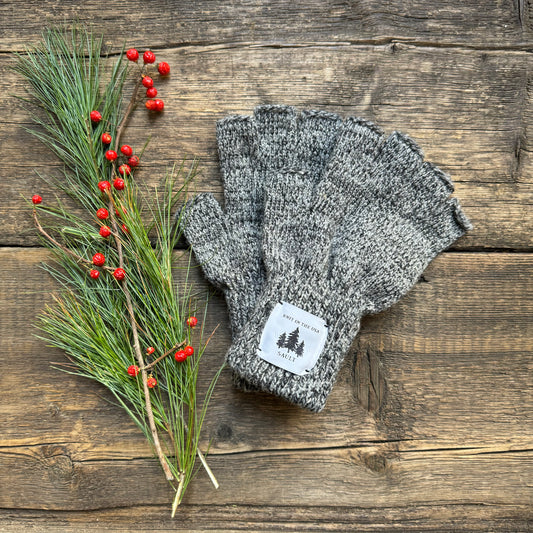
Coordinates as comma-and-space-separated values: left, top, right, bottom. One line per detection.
1, 0, 532, 531
1, 249, 531, 530
2, 45, 532, 249
0, 0, 532, 51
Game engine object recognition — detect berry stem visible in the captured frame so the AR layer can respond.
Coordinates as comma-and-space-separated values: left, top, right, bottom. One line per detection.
104, 191, 174, 482
102, 66, 219, 491
110, 70, 144, 179
141, 340, 186, 372
33, 209, 114, 273
125, 278, 174, 481
113, 69, 145, 156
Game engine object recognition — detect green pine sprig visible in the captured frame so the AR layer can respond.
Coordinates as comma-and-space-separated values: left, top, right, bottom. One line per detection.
13, 23, 223, 514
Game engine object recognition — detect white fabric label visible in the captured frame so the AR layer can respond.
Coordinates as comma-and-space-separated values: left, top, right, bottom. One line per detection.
257, 301, 328, 375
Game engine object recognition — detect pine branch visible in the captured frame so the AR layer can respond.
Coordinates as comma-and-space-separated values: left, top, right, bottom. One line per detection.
15, 23, 222, 513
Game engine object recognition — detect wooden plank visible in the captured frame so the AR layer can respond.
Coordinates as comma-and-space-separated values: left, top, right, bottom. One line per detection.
0, 248, 531, 515
2, 45, 531, 248
0, 504, 530, 532
0, 0, 531, 51
0, 446, 531, 512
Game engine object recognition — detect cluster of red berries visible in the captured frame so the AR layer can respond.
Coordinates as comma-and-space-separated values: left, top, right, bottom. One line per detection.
126, 365, 157, 388
87, 119, 140, 180
101, 133, 140, 178
89, 252, 125, 281
125, 316, 199, 387
87, 120, 139, 279
175, 345, 194, 362
125, 48, 169, 112
175, 316, 197, 362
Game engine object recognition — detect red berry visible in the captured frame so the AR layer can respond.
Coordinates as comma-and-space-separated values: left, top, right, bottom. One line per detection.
113, 268, 126, 281
121, 224, 129, 234
184, 345, 194, 357
32, 194, 42, 205
90, 110, 102, 123
142, 76, 154, 88
153, 99, 164, 111
113, 178, 125, 190
174, 350, 187, 362
128, 155, 139, 168
118, 164, 131, 176
98, 180, 111, 192
120, 145, 133, 157
146, 346, 155, 355
143, 51, 156, 64
99, 226, 111, 238
146, 87, 158, 98
105, 150, 118, 161
126, 48, 139, 62
147, 376, 157, 388
145, 99, 155, 110
158, 61, 170, 76
115, 207, 127, 217
96, 208, 109, 220
101, 132, 112, 144
127, 364, 140, 376
99, 225, 111, 238
89, 269, 100, 279
186, 316, 198, 328
92, 253, 105, 266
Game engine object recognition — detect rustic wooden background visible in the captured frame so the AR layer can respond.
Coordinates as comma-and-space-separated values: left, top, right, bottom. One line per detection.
0, 1, 532, 531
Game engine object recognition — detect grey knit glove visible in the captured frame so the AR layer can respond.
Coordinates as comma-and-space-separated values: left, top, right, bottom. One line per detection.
225, 118, 472, 412
182, 106, 341, 333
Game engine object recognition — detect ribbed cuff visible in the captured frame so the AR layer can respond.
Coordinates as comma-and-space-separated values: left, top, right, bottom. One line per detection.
225, 278, 362, 412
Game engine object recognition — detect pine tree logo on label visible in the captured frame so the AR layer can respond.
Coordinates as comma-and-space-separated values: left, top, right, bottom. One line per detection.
258, 301, 328, 375
276, 328, 305, 356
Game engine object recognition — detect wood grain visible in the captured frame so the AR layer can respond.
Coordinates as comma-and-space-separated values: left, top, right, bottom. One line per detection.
0, 0, 531, 51
0, 249, 530, 519
0, 504, 530, 532
1, 1, 532, 529
2, 44, 531, 249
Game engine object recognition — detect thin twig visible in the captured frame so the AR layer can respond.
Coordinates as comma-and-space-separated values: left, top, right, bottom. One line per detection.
125, 281, 174, 481
104, 76, 173, 481
114, 71, 144, 155
33, 209, 114, 273
105, 188, 173, 481
141, 341, 186, 372
103, 71, 174, 480
105, 69, 218, 489
171, 472, 186, 518
196, 448, 219, 489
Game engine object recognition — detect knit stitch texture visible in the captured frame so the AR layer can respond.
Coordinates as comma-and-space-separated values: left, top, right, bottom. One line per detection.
224, 117, 472, 412
182, 105, 342, 335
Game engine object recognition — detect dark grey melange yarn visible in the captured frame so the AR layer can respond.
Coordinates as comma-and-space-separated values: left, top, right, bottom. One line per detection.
181, 104, 341, 331
182, 105, 343, 393
225, 118, 472, 412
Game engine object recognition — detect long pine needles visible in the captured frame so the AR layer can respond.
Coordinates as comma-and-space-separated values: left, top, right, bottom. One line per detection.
14, 24, 222, 514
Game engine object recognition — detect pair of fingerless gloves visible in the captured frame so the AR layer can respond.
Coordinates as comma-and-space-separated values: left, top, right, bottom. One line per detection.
183, 105, 471, 412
